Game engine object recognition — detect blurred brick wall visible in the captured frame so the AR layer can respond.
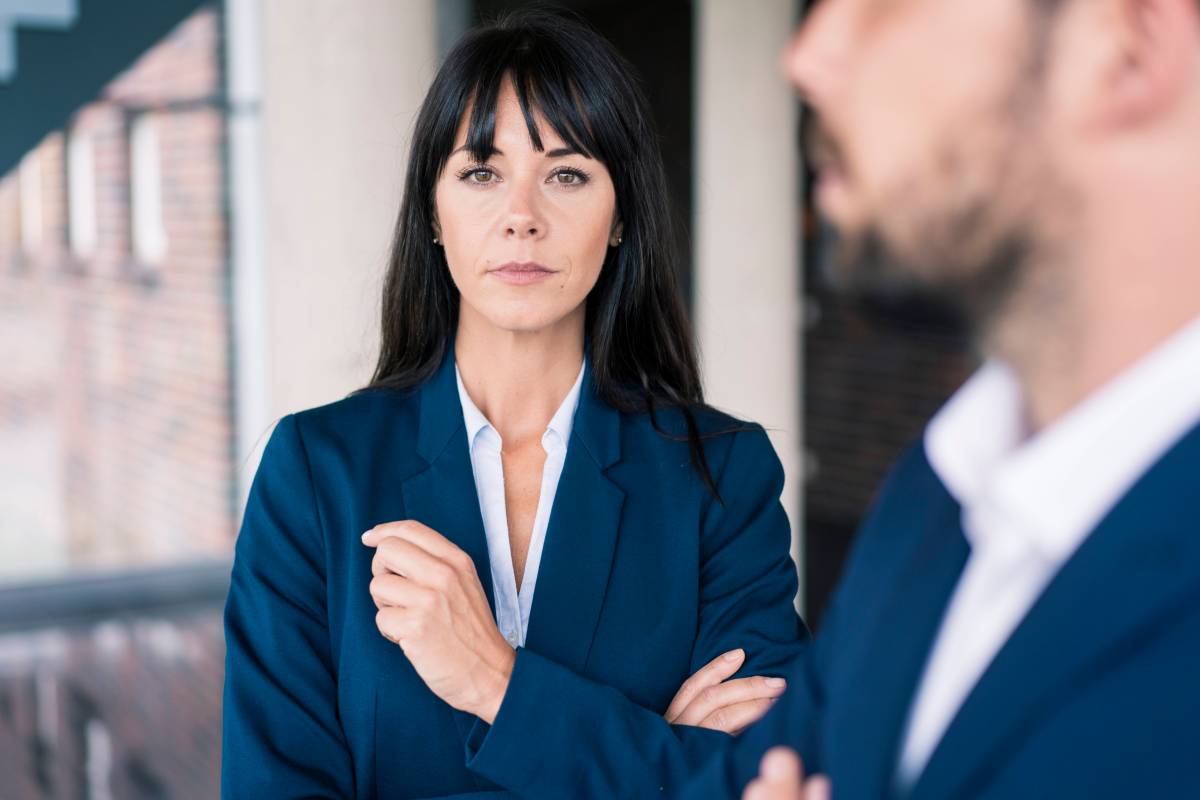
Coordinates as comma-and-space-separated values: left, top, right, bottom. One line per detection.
0, 5, 230, 797
803, 293, 977, 623
0, 5, 233, 579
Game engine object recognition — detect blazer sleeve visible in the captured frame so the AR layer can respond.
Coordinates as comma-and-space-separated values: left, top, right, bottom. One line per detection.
462, 424, 808, 798
689, 424, 808, 676
221, 415, 354, 799
676, 441, 932, 797
674, 588, 836, 798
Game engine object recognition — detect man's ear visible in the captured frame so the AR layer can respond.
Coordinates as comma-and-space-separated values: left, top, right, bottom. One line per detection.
1093, 0, 1199, 129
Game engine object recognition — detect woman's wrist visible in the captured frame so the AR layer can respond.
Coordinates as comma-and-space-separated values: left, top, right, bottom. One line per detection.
470, 642, 517, 724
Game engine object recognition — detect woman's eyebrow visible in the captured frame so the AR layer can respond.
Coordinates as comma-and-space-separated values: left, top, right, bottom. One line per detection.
448, 145, 582, 158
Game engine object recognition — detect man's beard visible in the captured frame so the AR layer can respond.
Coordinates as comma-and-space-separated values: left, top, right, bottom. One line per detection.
824, 196, 1037, 339
809, 40, 1063, 341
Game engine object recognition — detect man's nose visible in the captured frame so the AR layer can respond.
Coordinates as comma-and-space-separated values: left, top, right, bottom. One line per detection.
781, 0, 853, 106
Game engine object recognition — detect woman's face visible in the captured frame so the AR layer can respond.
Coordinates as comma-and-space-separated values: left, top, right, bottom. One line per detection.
433, 78, 622, 335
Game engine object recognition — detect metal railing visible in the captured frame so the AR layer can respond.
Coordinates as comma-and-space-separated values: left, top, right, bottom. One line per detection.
0, 559, 231, 799
0, 560, 231, 635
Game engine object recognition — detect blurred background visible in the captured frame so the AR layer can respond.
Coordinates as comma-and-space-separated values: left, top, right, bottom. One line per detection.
0, 0, 974, 796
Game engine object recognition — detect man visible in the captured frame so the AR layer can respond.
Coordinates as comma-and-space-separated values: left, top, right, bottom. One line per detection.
682, 0, 1200, 797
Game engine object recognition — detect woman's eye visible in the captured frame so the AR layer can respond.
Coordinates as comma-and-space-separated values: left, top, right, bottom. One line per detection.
469, 169, 495, 183
552, 170, 587, 186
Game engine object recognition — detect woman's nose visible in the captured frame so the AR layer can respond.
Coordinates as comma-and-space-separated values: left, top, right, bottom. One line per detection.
506, 218, 540, 238
503, 182, 546, 239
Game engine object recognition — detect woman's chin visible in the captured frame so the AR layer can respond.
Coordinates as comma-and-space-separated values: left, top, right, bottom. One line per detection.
461, 296, 586, 338
474, 308, 573, 337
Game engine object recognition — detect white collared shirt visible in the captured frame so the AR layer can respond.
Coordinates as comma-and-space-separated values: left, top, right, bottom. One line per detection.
455, 359, 585, 649
895, 314, 1200, 788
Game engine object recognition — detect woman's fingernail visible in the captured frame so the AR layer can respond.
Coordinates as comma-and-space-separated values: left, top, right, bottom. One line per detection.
724, 649, 743, 662
361, 531, 370, 543
766, 677, 787, 688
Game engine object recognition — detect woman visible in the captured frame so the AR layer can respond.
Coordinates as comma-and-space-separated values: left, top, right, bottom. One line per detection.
221, 11, 806, 799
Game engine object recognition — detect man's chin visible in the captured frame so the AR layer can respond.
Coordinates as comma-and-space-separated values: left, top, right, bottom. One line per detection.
819, 223, 973, 335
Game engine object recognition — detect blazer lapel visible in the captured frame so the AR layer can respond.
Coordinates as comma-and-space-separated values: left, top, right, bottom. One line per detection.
910, 422, 1200, 800
523, 362, 625, 675
824, 448, 970, 800
399, 352, 496, 746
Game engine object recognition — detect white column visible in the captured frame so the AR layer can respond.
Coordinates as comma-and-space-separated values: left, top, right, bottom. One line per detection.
231, 0, 439, 512
225, 0, 269, 509
260, 0, 439, 413
694, 0, 804, 610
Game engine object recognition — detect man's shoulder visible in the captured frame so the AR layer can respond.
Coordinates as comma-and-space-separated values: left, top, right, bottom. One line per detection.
832, 439, 958, 599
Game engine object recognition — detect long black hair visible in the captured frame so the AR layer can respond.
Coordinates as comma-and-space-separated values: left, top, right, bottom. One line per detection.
363, 9, 731, 497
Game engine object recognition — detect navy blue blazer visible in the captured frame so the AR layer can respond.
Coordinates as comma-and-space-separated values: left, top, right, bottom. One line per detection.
680, 425, 1200, 799
221, 353, 806, 799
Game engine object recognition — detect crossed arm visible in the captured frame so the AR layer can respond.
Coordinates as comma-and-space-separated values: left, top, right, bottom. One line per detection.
222, 417, 804, 798
362, 520, 790, 735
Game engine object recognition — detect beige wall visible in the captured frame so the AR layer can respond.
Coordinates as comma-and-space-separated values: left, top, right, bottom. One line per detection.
260, 0, 439, 414
694, 0, 804, 606
233, 0, 439, 496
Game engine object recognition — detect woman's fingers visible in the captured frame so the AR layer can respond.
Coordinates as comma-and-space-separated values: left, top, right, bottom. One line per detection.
673, 674, 788, 727
697, 697, 778, 735
369, 535, 456, 589
368, 572, 432, 610
664, 649, 745, 722
363, 521, 473, 572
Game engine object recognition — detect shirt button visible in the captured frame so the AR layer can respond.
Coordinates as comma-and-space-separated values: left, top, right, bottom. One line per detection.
504, 630, 519, 648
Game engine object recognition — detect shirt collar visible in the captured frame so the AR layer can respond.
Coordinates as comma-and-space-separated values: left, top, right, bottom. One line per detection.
926, 314, 1200, 561
455, 358, 587, 453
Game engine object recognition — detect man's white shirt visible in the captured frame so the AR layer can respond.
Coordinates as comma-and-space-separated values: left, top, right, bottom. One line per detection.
896, 315, 1200, 788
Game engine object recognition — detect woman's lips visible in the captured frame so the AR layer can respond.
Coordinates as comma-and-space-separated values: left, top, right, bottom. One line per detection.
489, 261, 557, 285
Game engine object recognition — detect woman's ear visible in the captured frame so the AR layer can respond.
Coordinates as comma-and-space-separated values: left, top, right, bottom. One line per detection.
609, 220, 624, 247
431, 217, 443, 244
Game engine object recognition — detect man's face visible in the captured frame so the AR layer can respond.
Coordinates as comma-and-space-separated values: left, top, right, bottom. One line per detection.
787, 0, 1068, 325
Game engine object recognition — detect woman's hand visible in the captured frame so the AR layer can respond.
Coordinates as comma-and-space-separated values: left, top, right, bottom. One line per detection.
664, 648, 788, 735
362, 521, 515, 723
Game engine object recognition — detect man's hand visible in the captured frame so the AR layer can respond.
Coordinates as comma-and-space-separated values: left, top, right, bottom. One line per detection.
743, 747, 830, 800
362, 521, 515, 723
664, 648, 788, 735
